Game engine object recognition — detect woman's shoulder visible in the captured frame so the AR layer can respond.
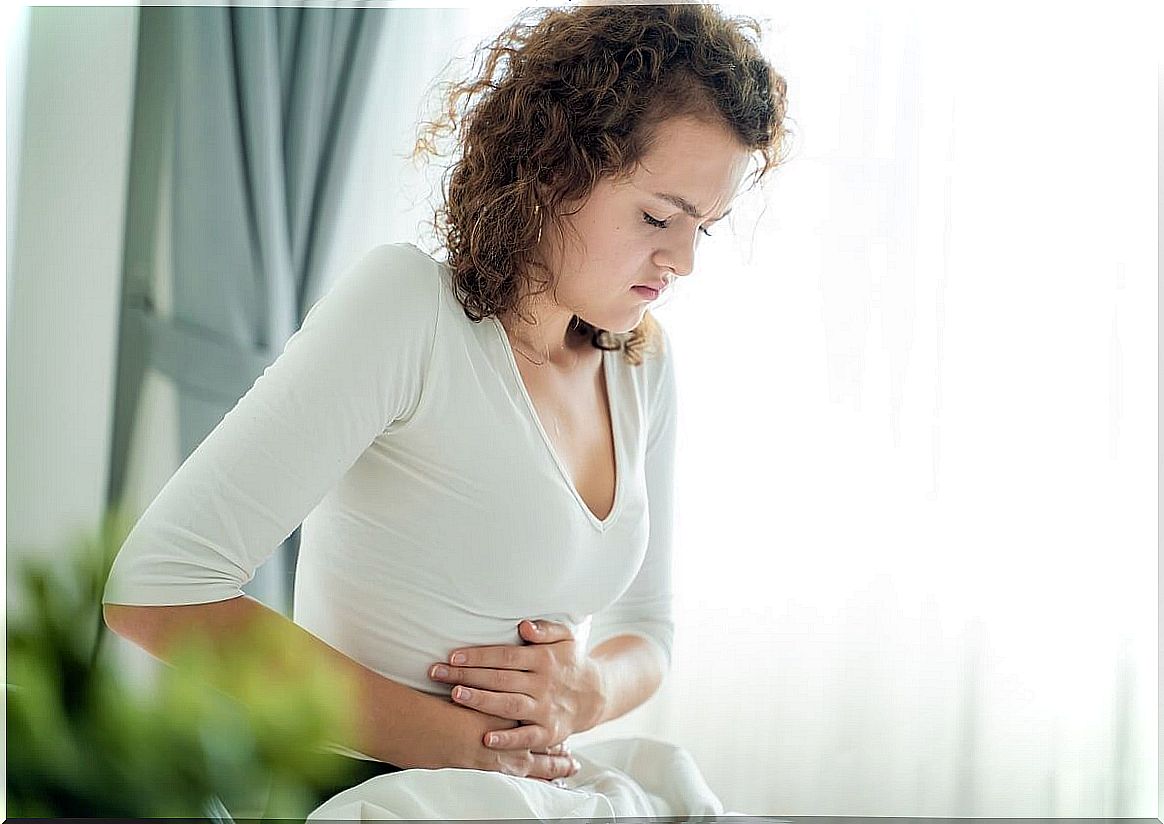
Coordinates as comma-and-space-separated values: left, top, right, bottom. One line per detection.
297, 243, 444, 356
613, 321, 674, 422
636, 320, 673, 381
347, 242, 442, 286
641, 322, 676, 410
325, 243, 444, 311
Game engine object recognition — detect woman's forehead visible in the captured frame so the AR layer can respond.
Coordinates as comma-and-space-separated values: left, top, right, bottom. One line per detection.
625, 141, 751, 213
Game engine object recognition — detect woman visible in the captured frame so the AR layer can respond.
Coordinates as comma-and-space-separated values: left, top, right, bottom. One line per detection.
102, 2, 788, 814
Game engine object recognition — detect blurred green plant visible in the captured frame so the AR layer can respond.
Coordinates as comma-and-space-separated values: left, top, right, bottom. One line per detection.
8, 507, 368, 818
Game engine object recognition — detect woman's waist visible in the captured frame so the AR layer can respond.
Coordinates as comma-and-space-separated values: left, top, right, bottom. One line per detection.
293, 595, 589, 694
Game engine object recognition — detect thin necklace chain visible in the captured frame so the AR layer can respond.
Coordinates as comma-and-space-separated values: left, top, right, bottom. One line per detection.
510, 339, 581, 369
512, 344, 551, 367
505, 317, 586, 369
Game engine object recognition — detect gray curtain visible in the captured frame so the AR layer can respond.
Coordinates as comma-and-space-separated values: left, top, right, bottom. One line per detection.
107, 7, 385, 616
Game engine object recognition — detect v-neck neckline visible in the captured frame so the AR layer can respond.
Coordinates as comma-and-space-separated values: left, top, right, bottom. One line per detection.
490, 316, 623, 531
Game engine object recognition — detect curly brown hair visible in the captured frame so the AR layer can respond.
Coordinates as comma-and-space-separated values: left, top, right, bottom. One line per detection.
412, 3, 790, 365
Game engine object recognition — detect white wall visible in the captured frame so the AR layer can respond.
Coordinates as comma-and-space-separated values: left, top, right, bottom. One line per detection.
6, 7, 137, 598
6, 5, 30, 306
1158, 57, 1163, 824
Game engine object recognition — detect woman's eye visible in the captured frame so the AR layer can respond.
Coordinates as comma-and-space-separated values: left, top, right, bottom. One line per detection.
643, 211, 713, 238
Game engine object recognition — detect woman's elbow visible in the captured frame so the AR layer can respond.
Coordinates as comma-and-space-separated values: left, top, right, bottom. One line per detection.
103, 602, 145, 639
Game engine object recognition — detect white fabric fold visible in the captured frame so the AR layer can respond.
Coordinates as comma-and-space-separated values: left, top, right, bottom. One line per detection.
308, 735, 740, 820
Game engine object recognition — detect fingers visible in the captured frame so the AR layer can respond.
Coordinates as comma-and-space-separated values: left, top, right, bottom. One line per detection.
518, 619, 576, 643
483, 722, 568, 754
526, 751, 581, 783
532, 741, 571, 761
487, 741, 579, 783
440, 645, 531, 671
430, 663, 528, 693
453, 684, 537, 721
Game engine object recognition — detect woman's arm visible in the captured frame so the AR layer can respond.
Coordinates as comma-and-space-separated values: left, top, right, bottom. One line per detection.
104, 596, 577, 781
104, 595, 433, 767
586, 633, 667, 728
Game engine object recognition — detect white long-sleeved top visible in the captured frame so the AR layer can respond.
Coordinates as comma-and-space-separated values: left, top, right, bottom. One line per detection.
103, 242, 677, 708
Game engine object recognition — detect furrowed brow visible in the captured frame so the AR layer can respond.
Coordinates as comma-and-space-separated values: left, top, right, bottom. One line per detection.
652, 192, 732, 222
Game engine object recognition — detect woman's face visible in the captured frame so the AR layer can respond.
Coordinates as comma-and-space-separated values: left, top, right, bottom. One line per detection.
543, 116, 753, 334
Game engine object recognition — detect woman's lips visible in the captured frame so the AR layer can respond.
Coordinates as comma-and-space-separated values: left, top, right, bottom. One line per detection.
632, 286, 660, 300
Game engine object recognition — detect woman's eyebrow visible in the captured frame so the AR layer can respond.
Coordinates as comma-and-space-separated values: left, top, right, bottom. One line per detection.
652, 192, 732, 221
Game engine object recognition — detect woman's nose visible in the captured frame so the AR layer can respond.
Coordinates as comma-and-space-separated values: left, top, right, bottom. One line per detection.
654, 232, 697, 279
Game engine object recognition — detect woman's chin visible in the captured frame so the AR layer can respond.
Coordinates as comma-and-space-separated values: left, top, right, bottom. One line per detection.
578, 304, 649, 336
615, 308, 652, 335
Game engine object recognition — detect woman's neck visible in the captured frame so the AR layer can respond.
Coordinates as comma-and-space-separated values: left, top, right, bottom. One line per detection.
499, 310, 592, 370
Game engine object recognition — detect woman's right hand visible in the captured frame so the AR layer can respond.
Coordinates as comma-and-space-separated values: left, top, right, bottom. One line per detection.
441, 699, 579, 783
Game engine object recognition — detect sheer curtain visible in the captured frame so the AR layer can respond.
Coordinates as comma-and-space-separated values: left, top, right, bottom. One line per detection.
312, 4, 537, 280
564, 0, 1158, 817
108, 8, 385, 616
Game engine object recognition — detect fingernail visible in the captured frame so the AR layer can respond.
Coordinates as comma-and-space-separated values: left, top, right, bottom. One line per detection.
431, 665, 448, 678
450, 652, 466, 664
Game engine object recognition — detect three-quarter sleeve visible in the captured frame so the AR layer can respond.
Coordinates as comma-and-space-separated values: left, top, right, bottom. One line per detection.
102, 243, 439, 607
586, 328, 677, 673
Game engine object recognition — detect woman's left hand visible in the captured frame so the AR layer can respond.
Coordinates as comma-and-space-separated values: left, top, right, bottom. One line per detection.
427, 619, 603, 752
